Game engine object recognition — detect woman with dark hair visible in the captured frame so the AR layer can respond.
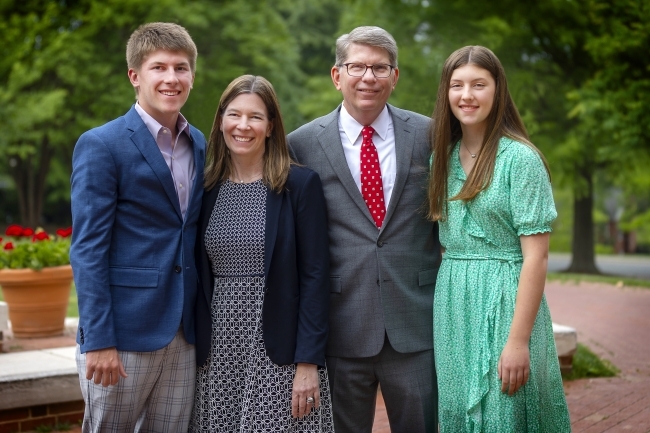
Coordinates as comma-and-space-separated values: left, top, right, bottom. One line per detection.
428, 47, 570, 431
190, 75, 334, 432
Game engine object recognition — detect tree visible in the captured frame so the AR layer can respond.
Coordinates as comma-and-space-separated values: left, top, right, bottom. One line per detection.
408, 0, 649, 272
0, 0, 305, 226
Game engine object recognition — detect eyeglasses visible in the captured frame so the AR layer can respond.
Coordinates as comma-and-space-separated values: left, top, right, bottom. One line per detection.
338, 63, 395, 78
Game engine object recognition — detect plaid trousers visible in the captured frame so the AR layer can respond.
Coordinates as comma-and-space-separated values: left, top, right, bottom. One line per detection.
76, 328, 196, 432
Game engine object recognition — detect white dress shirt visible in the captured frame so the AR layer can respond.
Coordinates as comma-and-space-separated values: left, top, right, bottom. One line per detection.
338, 104, 396, 208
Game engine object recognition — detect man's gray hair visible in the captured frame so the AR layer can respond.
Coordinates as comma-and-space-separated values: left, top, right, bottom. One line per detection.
335, 26, 398, 67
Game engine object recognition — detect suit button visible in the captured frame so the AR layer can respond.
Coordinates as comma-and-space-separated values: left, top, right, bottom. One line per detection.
174, 265, 182, 273
377, 240, 384, 247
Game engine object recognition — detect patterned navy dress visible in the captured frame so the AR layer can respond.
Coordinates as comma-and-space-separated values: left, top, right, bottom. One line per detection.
190, 180, 335, 433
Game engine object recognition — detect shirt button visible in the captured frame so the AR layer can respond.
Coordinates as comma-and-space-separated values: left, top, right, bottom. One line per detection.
174, 265, 182, 273
179, 183, 183, 188
163, 129, 168, 134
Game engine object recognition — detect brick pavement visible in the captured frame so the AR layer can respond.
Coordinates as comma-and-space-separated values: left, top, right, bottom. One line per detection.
546, 281, 650, 433
370, 280, 650, 432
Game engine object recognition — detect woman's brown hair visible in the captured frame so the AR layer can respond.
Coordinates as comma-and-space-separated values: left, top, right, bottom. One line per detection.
427, 45, 550, 221
204, 75, 291, 192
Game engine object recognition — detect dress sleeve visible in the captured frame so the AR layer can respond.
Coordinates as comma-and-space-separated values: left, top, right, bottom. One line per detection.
509, 145, 557, 236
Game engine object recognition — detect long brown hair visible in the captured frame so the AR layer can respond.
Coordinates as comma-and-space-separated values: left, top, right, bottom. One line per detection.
204, 75, 291, 192
427, 45, 550, 221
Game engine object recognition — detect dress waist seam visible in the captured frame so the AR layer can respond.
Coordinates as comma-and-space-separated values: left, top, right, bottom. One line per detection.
443, 253, 522, 263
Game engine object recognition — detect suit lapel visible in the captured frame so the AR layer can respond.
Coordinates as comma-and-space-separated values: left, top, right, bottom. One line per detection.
125, 107, 183, 221
264, 186, 282, 279
317, 108, 376, 227
382, 106, 416, 232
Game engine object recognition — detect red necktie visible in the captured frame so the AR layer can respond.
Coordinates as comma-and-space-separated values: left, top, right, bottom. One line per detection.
360, 125, 386, 229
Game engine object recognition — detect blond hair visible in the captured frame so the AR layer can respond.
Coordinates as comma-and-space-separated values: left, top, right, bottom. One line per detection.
126, 22, 197, 73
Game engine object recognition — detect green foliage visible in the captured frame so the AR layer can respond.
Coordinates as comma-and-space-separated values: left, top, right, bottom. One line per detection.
0, 235, 70, 270
0, 0, 648, 263
562, 343, 618, 381
549, 187, 573, 253
34, 422, 72, 433
67, 284, 78, 317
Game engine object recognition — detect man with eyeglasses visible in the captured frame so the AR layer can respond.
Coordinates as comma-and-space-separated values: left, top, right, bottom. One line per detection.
288, 26, 441, 433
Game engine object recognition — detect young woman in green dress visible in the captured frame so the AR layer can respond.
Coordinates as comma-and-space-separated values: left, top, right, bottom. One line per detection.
428, 46, 571, 432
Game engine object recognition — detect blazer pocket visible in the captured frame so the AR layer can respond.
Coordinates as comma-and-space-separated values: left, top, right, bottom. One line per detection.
418, 268, 439, 287
109, 266, 159, 288
330, 276, 342, 293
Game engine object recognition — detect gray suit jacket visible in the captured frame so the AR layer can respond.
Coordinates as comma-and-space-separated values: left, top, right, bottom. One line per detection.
288, 104, 441, 358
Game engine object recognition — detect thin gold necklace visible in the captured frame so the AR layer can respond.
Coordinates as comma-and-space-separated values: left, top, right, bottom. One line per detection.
462, 140, 478, 158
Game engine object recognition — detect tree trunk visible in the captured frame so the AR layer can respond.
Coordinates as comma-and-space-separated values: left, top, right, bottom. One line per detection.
567, 167, 600, 274
10, 136, 53, 228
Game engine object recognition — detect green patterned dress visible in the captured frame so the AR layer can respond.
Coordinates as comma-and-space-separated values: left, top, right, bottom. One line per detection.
434, 138, 570, 432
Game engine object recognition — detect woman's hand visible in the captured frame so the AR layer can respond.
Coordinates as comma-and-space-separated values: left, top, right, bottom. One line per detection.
497, 338, 530, 395
291, 363, 320, 418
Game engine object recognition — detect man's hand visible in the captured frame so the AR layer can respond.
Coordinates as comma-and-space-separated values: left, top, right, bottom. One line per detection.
85, 347, 128, 387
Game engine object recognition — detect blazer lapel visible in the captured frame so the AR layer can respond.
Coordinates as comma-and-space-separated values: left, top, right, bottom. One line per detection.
125, 108, 183, 221
199, 184, 220, 304
264, 187, 282, 279
317, 108, 376, 227
382, 105, 416, 232
186, 128, 206, 221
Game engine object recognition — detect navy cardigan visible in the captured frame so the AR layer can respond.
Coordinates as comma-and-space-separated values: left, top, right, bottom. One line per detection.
194, 166, 330, 367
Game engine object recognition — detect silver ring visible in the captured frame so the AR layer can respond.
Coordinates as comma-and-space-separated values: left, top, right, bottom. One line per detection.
306, 396, 315, 404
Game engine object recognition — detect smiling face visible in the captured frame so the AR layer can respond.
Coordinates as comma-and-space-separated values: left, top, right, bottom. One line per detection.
331, 43, 399, 126
448, 64, 496, 135
128, 49, 194, 129
220, 93, 272, 164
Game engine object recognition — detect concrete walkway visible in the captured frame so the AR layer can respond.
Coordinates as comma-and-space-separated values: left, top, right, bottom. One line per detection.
372, 280, 650, 432
548, 252, 650, 280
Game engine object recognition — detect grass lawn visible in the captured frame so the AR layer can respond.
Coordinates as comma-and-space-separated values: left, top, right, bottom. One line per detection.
562, 343, 619, 380
547, 272, 650, 289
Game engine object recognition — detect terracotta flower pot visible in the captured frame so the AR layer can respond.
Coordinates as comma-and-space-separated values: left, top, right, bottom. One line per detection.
0, 265, 73, 338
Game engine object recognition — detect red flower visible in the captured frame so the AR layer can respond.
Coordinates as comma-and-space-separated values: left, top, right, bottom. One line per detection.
3, 242, 14, 250
32, 232, 50, 242
5, 224, 23, 236
56, 227, 73, 238
22, 227, 34, 236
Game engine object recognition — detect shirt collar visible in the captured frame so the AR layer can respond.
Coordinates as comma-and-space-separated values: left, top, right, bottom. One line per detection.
339, 104, 391, 145
134, 102, 191, 141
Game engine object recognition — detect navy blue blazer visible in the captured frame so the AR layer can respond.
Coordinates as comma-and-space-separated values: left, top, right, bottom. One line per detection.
70, 106, 205, 353
195, 166, 330, 367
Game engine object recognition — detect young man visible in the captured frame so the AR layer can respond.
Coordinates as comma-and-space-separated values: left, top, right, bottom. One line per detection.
70, 22, 205, 432
288, 26, 441, 433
